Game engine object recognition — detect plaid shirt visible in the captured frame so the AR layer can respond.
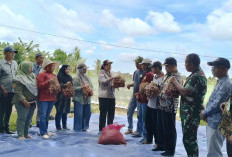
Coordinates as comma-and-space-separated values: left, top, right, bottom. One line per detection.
203, 76, 232, 129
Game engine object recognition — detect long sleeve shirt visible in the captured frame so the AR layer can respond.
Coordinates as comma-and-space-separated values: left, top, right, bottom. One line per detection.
37, 72, 59, 102
73, 76, 93, 104
203, 76, 232, 129
12, 81, 36, 105
98, 70, 115, 99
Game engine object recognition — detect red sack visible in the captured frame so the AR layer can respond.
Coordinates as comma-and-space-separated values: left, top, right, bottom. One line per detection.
98, 123, 127, 145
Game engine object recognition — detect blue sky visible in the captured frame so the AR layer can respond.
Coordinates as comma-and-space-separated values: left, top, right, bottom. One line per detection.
0, 0, 232, 77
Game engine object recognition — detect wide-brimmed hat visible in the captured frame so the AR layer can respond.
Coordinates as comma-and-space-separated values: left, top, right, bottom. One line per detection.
139, 58, 152, 65
42, 59, 59, 69
77, 63, 89, 69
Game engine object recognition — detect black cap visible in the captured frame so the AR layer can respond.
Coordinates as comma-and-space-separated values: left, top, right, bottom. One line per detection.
35, 53, 43, 59
103, 60, 113, 65
151, 61, 162, 68
163, 57, 177, 66
3, 46, 18, 53
207, 58, 230, 69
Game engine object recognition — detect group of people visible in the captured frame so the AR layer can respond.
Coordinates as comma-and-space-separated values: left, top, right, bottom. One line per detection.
0, 46, 93, 140
124, 55, 232, 157
0, 46, 232, 157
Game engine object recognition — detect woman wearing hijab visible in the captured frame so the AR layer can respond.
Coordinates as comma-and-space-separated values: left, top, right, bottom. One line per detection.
37, 59, 60, 139
73, 63, 93, 132
55, 65, 72, 131
98, 60, 119, 132
12, 61, 38, 140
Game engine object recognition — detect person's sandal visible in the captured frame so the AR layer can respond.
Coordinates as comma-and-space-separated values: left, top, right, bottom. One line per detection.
131, 131, 138, 135
18, 137, 26, 140
25, 135, 32, 139
42, 134, 50, 139
124, 130, 133, 135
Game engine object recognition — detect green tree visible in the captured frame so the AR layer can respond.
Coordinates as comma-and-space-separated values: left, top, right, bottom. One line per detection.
66, 46, 81, 73
94, 59, 101, 75
52, 49, 67, 64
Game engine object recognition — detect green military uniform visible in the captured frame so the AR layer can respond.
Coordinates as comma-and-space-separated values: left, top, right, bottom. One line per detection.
180, 67, 207, 156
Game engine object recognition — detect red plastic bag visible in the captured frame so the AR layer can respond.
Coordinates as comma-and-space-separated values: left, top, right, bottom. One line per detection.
98, 123, 127, 145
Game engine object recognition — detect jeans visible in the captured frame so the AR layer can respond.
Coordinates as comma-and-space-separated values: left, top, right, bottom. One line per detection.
227, 140, 232, 157
206, 125, 225, 157
73, 101, 91, 131
39, 101, 55, 135
137, 103, 147, 138
55, 111, 67, 130
0, 93, 14, 132
127, 97, 138, 131
15, 103, 35, 137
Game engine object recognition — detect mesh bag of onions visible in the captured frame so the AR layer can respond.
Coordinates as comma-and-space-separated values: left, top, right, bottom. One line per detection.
113, 77, 125, 88
163, 78, 180, 98
144, 82, 160, 98
98, 123, 126, 145
139, 82, 149, 95
49, 79, 61, 95
82, 84, 93, 100
62, 83, 75, 98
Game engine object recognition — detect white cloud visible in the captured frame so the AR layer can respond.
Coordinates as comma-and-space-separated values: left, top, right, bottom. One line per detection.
0, 5, 35, 41
119, 52, 138, 62
100, 9, 119, 27
101, 10, 152, 36
85, 46, 96, 54
147, 11, 181, 33
118, 37, 135, 46
118, 18, 152, 36
98, 40, 113, 50
205, 0, 232, 40
50, 3, 93, 33
100, 9, 181, 36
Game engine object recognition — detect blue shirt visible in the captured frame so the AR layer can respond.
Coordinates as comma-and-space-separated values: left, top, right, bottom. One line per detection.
133, 69, 145, 94
203, 76, 232, 129
33, 63, 42, 77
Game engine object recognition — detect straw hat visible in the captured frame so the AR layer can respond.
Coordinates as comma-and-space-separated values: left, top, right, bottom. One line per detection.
42, 59, 60, 69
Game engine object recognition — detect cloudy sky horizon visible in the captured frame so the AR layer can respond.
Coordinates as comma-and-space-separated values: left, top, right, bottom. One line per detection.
0, 0, 232, 77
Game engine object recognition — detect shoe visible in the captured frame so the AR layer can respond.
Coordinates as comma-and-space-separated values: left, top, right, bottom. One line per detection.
57, 129, 65, 132
63, 128, 70, 131
42, 134, 50, 139
124, 130, 133, 135
139, 138, 147, 143
132, 133, 142, 138
47, 132, 53, 136
25, 135, 32, 139
5, 130, 14, 134
152, 146, 165, 151
131, 131, 138, 135
161, 151, 174, 156
142, 141, 152, 144
48, 116, 55, 120
18, 137, 26, 140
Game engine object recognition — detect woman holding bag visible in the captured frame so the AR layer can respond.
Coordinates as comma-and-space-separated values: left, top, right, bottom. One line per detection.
12, 61, 38, 140
73, 63, 93, 132
55, 65, 73, 131
37, 59, 60, 139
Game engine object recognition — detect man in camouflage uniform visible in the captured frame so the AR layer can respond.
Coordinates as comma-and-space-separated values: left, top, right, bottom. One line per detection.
171, 54, 207, 157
